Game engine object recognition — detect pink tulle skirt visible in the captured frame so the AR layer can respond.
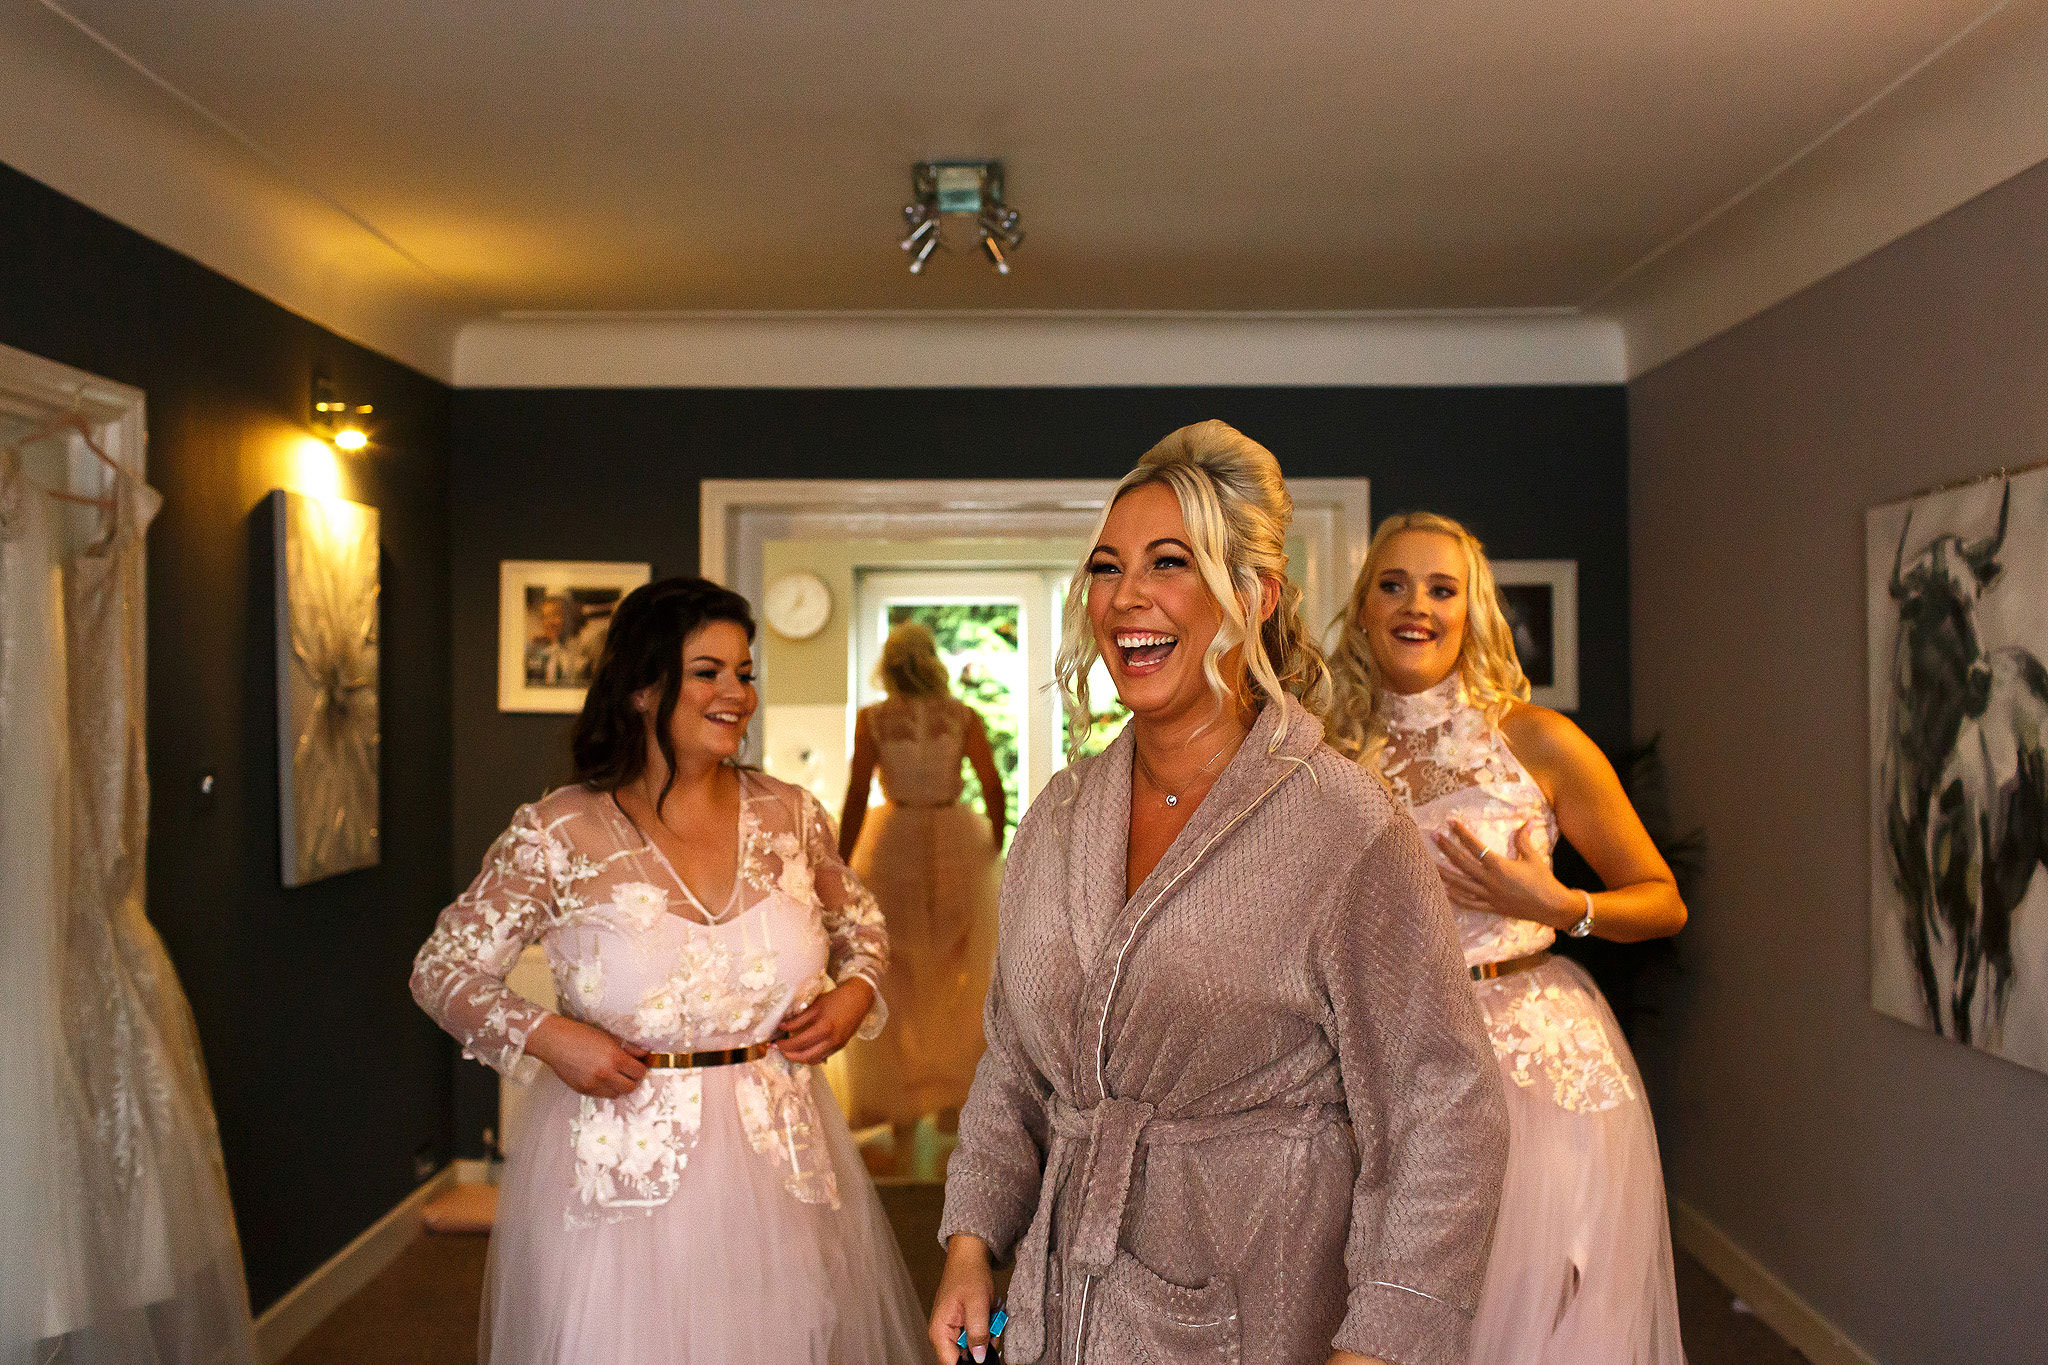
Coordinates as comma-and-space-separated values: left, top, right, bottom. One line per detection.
482, 1066, 929, 1364
1467, 955, 1687, 1365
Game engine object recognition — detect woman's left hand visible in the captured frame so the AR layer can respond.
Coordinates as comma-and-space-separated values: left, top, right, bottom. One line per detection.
1434, 818, 1576, 929
775, 978, 877, 1064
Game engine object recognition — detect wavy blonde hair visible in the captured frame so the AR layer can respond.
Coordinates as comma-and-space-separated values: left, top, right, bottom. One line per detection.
1326, 511, 1530, 768
875, 621, 950, 698
1053, 420, 1332, 755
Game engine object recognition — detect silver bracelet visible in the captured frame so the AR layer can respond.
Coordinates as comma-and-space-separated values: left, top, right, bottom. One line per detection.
1566, 889, 1596, 938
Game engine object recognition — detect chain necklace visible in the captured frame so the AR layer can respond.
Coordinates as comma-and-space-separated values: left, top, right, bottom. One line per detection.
1133, 734, 1237, 808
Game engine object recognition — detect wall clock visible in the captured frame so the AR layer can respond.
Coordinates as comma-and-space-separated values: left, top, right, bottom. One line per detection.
764, 571, 833, 640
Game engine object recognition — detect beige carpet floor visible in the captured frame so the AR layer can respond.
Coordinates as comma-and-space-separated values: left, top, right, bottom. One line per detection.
280, 1181, 1808, 1363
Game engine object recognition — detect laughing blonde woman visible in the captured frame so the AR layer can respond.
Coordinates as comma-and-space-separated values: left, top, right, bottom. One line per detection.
930, 422, 1509, 1365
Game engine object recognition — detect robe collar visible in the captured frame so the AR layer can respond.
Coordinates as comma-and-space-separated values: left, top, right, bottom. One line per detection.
1063, 694, 1324, 1104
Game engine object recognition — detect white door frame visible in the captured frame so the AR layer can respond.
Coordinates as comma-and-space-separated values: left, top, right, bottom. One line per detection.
701, 475, 1373, 645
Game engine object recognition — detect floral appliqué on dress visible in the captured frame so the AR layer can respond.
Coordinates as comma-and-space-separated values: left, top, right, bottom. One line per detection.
735, 1048, 840, 1208
1374, 676, 1634, 1113
568, 1074, 705, 1226
413, 777, 889, 1230
572, 963, 843, 1224
1475, 976, 1636, 1114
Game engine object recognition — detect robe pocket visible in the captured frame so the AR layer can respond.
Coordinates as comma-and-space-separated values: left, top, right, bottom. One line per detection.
1083, 1251, 1240, 1365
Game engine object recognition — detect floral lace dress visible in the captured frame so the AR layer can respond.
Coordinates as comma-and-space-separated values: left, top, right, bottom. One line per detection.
412, 771, 929, 1365
1378, 678, 1685, 1365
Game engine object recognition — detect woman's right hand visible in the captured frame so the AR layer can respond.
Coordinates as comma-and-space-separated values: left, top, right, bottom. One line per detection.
928, 1234, 997, 1363
524, 1015, 649, 1098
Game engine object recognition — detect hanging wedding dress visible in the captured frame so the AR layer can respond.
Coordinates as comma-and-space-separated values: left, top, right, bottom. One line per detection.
0, 422, 256, 1365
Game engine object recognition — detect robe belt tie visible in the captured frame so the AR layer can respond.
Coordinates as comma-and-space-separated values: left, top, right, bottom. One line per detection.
1001, 1094, 1347, 1363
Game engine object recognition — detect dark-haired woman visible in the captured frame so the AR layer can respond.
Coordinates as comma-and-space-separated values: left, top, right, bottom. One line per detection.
412, 577, 928, 1364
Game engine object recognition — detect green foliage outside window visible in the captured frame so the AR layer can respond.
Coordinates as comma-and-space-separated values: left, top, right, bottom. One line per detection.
883, 602, 1130, 841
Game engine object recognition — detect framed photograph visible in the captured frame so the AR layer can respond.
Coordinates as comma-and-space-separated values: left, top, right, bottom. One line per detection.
1492, 559, 1578, 712
498, 560, 650, 713
273, 489, 381, 887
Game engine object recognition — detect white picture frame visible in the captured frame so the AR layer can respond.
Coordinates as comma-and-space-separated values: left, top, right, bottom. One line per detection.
498, 559, 651, 713
1492, 559, 1578, 712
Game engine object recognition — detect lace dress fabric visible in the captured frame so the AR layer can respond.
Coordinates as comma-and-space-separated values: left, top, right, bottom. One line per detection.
1377, 677, 1685, 1364
0, 431, 257, 1365
842, 697, 1000, 1127
411, 773, 927, 1364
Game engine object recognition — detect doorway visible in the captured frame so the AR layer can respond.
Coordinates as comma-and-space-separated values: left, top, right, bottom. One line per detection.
854, 569, 1053, 824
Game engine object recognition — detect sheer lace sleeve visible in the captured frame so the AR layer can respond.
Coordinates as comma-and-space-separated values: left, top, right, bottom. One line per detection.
410, 802, 561, 1082
798, 788, 889, 1039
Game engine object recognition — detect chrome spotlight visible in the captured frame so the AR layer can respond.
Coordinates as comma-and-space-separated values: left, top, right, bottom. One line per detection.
901, 213, 937, 253
900, 160, 1023, 275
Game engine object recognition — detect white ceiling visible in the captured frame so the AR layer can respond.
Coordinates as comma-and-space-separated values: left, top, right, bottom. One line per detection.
4, 0, 2047, 382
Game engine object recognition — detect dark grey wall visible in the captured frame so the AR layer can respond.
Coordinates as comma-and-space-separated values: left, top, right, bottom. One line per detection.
1629, 163, 2048, 1361
0, 161, 456, 1313
447, 383, 1634, 1145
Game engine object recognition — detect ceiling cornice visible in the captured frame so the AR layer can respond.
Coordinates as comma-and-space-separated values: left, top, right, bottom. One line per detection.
453, 311, 1626, 388
0, 2, 471, 381
1604, 0, 2048, 377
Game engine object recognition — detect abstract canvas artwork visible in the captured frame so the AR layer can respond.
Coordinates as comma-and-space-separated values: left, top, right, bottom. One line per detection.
1867, 467, 2048, 1074
273, 489, 381, 887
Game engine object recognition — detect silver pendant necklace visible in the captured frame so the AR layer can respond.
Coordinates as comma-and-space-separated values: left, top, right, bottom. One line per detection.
1135, 736, 1235, 808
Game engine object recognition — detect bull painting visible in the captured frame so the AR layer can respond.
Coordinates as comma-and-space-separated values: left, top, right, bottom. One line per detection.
1869, 469, 2048, 1072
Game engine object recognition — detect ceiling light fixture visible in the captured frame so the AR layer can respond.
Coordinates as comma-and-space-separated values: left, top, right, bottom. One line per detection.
311, 375, 373, 452
900, 161, 1024, 275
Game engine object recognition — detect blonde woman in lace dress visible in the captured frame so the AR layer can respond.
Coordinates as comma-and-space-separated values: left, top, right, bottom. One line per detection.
839, 622, 1004, 1173
411, 578, 927, 1364
1328, 513, 1689, 1365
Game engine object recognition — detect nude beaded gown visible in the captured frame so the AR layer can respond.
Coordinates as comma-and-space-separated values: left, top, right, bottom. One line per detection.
1377, 677, 1687, 1365
842, 696, 1002, 1131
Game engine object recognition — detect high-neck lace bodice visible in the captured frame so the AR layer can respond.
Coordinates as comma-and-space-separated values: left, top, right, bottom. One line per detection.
1378, 677, 1558, 966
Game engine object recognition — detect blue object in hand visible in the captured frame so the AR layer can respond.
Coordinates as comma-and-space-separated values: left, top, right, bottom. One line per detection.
956, 1307, 1009, 1352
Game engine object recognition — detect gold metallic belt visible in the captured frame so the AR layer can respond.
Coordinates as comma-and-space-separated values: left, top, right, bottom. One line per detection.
1470, 949, 1551, 982
642, 1042, 771, 1070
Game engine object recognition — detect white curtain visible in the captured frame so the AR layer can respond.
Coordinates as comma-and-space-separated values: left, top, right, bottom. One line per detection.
0, 416, 256, 1365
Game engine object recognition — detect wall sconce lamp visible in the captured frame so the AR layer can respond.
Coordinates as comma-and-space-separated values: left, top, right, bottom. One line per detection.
311, 375, 373, 451
900, 161, 1024, 275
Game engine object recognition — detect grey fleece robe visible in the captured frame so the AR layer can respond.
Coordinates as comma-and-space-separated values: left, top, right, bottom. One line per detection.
939, 696, 1509, 1365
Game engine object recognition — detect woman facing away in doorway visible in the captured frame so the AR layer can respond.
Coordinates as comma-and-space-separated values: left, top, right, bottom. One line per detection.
839, 620, 1004, 1178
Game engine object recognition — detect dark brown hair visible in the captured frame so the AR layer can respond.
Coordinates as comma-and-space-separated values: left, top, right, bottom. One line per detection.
571, 576, 756, 814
